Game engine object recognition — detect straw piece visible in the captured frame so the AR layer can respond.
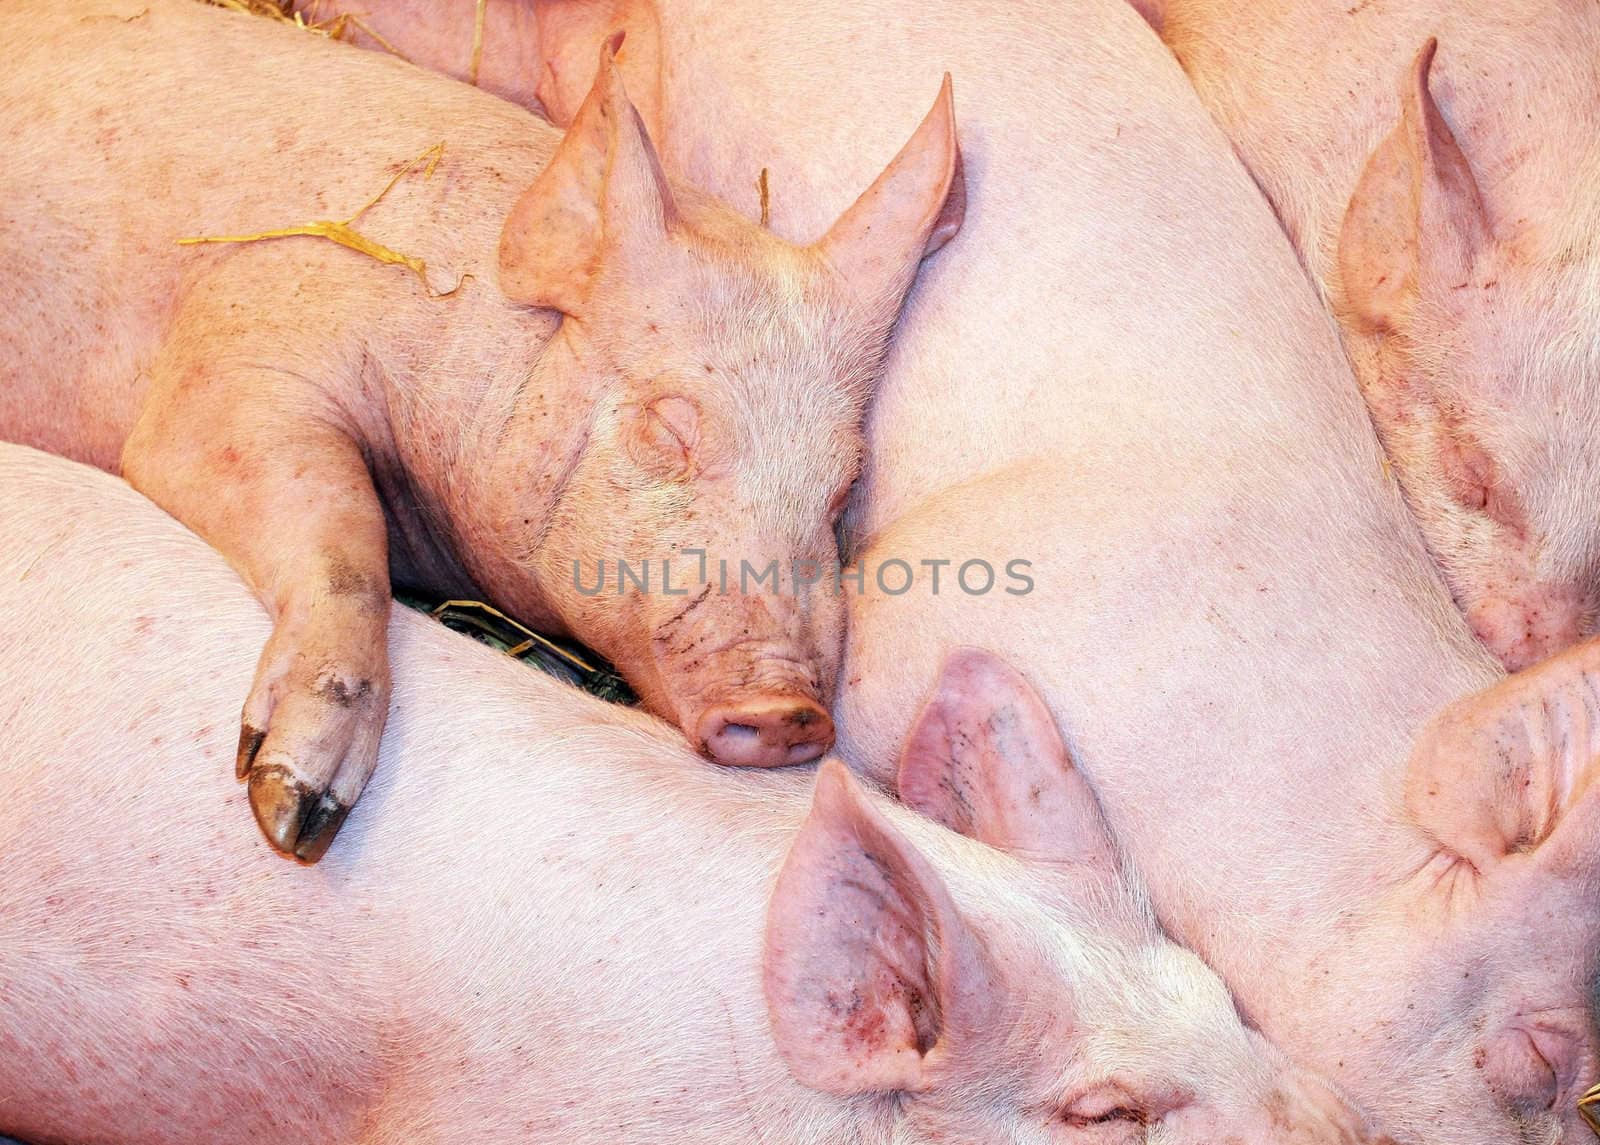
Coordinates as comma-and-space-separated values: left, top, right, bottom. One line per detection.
203, 0, 413, 60
178, 143, 464, 297
469, 0, 488, 86
393, 593, 639, 706
207, 0, 294, 18
336, 13, 414, 62
1578, 1082, 1600, 1137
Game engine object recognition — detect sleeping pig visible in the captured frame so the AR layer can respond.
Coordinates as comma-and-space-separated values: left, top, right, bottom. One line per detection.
1153, 0, 1600, 670
504, 0, 1600, 1140
284, 0, 552, 114
0, 443, 1385, 1145
0, 0, 961, 859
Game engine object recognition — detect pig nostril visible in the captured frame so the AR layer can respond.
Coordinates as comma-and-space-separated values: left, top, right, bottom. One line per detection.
696, 701, 835, 768
786, 741, 825, 764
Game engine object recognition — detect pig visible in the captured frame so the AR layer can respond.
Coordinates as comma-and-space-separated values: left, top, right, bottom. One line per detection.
0, 443, 1385, 1145
278, 0, 662, 132
0, 0, 963, 860
1150, 0, 1600, 671
504, 0, 1600, 1141
284, 0, 553, 114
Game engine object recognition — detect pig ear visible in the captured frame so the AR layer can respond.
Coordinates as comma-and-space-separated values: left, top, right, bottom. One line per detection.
813, 75, 965, 325
498, 32, 677, 314
764, 760, 997, 1096
1406, 638, 1600, 879
897, 648, 1120, 877
1338, 38, 1491, 336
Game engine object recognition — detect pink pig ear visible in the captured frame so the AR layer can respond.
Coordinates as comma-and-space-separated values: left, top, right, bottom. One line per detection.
813, 75, 965, 326
498, 31, 677, 314
1337, 38, 1492, 336
764, 760, 996, 1096
897, 648, 1120, 877
1406, 638, 1600, 879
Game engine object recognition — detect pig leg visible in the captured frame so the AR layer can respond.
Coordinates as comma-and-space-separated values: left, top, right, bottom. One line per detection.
122, 299, 391, 865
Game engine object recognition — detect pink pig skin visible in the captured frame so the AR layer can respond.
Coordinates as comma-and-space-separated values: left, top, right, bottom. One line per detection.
511, 0, 1600, 1142
0, 445, 1386, 1145
289, 0, 550, 113
1152, 0, 1600, 671
0, 0, 962, 859
281, 0, 656, 129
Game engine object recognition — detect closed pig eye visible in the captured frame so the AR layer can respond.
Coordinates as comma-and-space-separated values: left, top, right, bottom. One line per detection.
1485, 1026, 1564, 1114
1055, 1111, 1148, 1144
827, 480, 855, 521
1056, 1086, 1153, 1142
1435, 423, 1526, 535
626, 395, 701, 479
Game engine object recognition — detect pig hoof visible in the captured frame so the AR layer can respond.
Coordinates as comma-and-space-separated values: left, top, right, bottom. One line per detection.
235, 647, 386, 863
247, 765, 312, 853
247, 764, 350, 864
236, 723, 267, 779
293, 795, 352, 864
696, 700, 835, 767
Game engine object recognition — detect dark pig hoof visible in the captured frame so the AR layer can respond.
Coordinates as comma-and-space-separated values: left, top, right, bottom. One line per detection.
236, 723, 266, 780
247, 765, 350, 864
293, 794, 352, 864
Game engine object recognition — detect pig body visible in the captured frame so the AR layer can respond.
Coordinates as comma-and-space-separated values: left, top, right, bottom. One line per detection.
517, 1, 1600, 1141
1154, 0, 1600, 670
0, 0, 961, 857
277, 0, 661, 137
288, 0, 549, 112
0, 444, 1378, 1145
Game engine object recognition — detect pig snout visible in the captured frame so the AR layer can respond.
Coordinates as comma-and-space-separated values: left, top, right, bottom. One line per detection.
676, 649, 835, 769
696, 697, 834, 767
1464, 581, 1592, 671
647, 591, 840, 768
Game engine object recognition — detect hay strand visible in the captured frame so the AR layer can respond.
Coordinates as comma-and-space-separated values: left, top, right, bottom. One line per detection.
468, 0, 488, 85
178, 142, 464, 297
204, 0, 413, 61
330, 12, 414, 62
395, 594, 638, 705
206, 0, 293, 18
1578, 1083, 1600, 1136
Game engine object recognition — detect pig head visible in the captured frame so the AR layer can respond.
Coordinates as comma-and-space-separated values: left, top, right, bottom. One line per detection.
456, 46, 964, 766
1337, 31, 1600, 671
1233, 638, 1600, 1144
765, 651, 1391, 1144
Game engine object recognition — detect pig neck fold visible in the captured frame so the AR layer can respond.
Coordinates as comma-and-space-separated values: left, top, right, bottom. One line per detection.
391, 321, 591, 630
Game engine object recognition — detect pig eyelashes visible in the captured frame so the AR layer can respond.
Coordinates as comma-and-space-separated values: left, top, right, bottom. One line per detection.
1056, 1102, 1151, 1143
1432, 419, 1528, 537
1049, 1076, 1197, 1139
624, 396, 702, 479
827, 479, 856, 520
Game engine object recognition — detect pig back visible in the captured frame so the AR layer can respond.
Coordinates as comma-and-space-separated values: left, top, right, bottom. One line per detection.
800, 0, 1500, 936
0, 0, 553, 470
642, 0, 1368, 532
0, 445, 827, 1141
